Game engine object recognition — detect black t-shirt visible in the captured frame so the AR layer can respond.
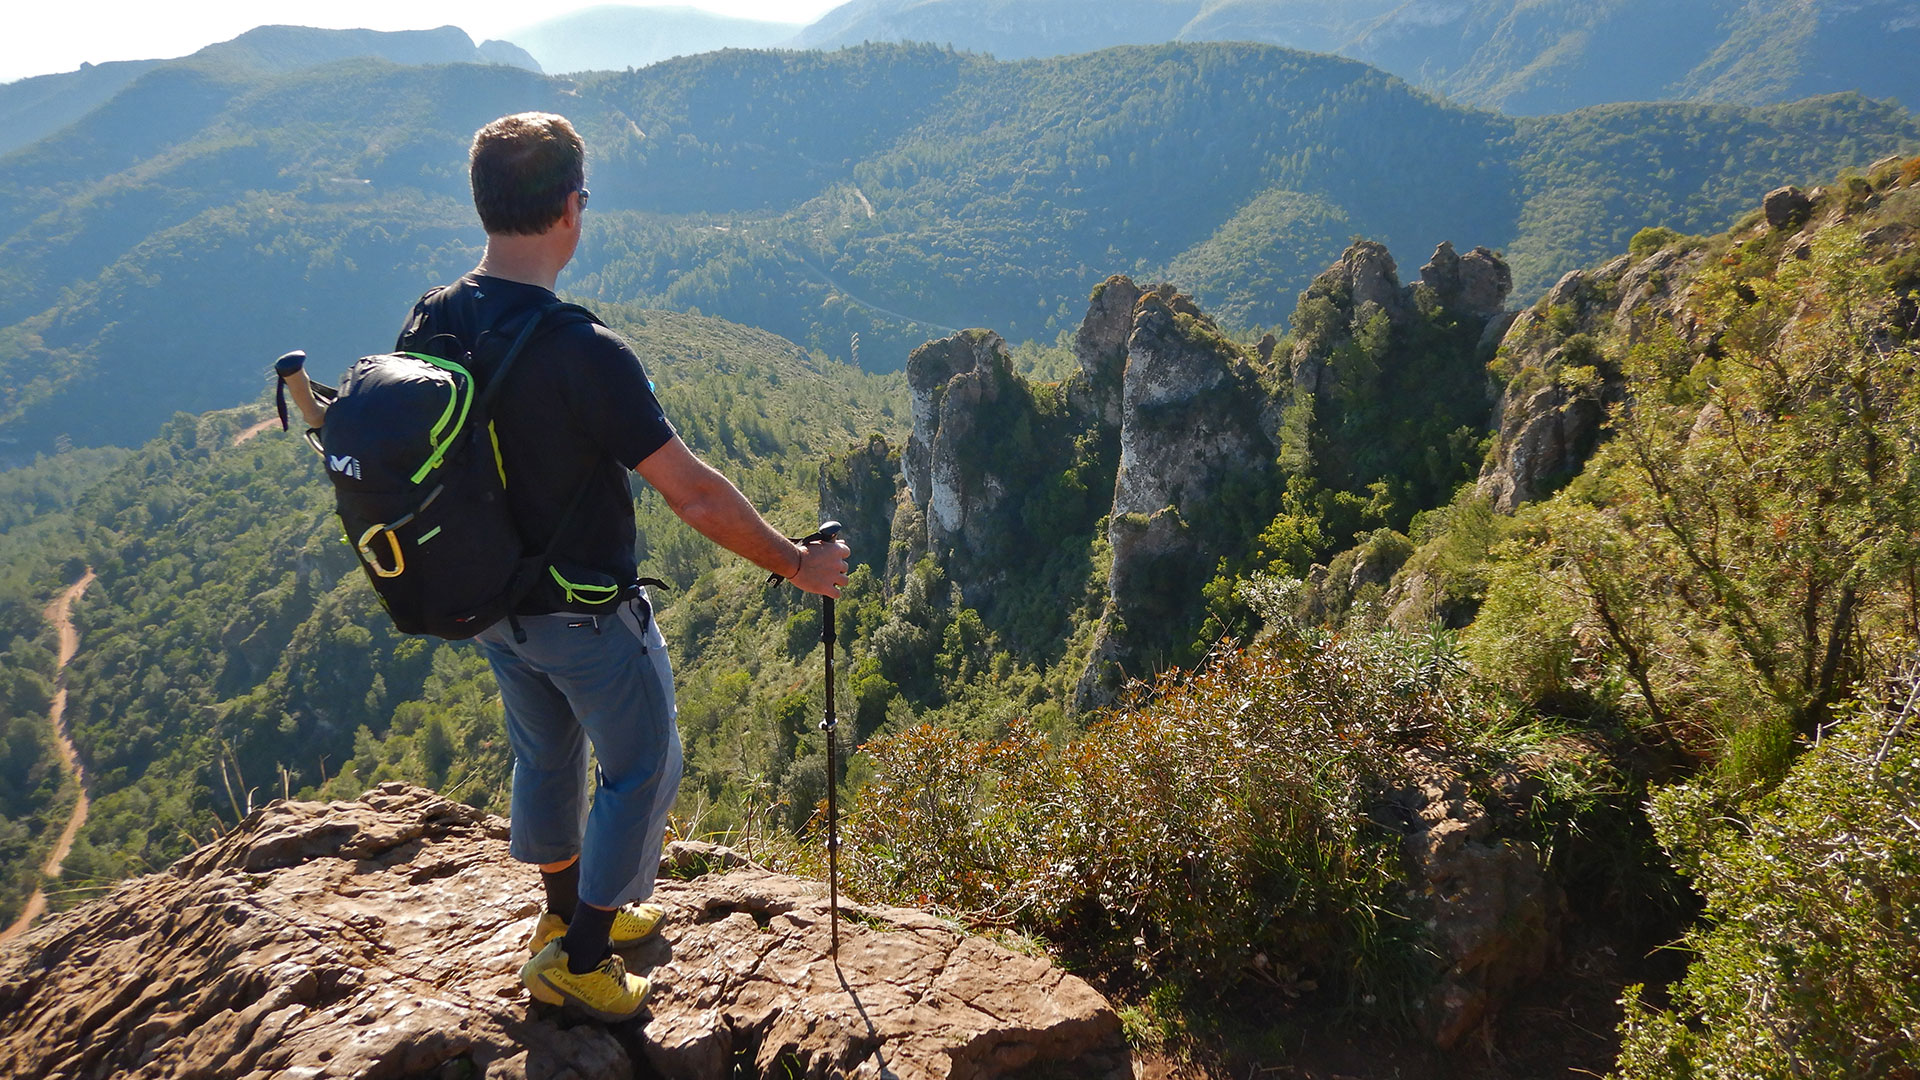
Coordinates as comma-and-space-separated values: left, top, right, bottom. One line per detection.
396, 273, 675, 611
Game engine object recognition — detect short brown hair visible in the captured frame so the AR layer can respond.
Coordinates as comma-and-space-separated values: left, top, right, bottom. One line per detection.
469, 112, 585, 236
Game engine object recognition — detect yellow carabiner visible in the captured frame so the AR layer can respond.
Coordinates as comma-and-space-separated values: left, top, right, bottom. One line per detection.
357, 523, 406, 578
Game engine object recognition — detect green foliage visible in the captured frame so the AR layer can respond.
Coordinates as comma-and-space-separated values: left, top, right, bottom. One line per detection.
1613, 698, 1920, 1079
8, 44, 1917, 457
842, 629, 1593, 1008
1628, 226, 1690, 260
1471, 225, 1920, 769
0, 307, 904, 905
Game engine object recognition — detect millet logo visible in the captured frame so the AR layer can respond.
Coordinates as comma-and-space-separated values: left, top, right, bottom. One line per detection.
328, 454, 362, 480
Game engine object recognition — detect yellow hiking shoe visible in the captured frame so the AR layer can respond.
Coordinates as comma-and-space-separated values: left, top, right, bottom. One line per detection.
527, 903, 668, 955
520, 939, 652, 1022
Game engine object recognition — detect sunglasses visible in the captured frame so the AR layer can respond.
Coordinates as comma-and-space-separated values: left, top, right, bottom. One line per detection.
578, 187, 590, 211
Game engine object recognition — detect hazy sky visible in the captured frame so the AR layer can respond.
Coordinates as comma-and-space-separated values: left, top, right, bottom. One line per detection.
3, 0, 843, 83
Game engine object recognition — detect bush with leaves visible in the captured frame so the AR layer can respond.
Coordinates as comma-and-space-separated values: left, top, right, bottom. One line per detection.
1612, 688, 1920, 1079
1469, 225, 1920, 781
841, 628, 1597, 1009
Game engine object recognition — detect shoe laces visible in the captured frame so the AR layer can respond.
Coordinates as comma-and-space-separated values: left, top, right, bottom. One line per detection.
596, 952, 628, 981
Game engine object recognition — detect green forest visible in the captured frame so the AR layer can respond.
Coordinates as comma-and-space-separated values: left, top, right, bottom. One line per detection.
2, 24, 1919, 1078
4, 42, 1918, 460
1, 155, 1916, 1073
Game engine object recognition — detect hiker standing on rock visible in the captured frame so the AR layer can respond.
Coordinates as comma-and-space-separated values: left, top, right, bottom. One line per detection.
399, 112, 849, 1020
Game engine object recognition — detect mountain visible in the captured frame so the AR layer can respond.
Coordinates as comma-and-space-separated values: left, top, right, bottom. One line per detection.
787, 0, 1210, 57
0, 40, 1914, 461
0, 26, 539, 159
792, 0, 1920, 113
502, 5, 801, 74
1345, 0, 1920, 114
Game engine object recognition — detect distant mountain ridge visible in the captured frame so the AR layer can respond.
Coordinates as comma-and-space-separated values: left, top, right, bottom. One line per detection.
0, 25, 538, 158
791, 0, 1920, 113
1, 38, 1915, 459
504, 5, 800, 75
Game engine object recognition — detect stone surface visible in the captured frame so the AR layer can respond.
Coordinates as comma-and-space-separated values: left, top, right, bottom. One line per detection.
0, 784, 1125, 1080
1392, 755, 1560, 1051
1069, 275, 1143, 427
1419, 241, 1512, 319
1764, 184, 1814, 230
1078, 287, 1273, 708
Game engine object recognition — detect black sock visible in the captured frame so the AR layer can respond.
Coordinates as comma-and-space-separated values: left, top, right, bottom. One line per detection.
564, 903, 617, 974
542, 861, 581, 923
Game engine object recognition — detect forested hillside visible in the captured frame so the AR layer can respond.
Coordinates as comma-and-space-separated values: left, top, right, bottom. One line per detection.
792, 0, 1920, 114
3, 39, 1914, 461
1, 132, 1916, 1074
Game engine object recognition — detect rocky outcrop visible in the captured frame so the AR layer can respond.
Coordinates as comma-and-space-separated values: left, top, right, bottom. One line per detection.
1079, 288, 1274, 708
1476, 244, 1696, 513
1392, 755, 1561, 1051
1419, 241, 1512, 320
819, 433, 901, 578
1067, 275, 1142, 427
896, 328, 1112, 609
1764, 184, 1814, 230
0, 784, 1126, 1080
902, 330, 1023, 587
1290, 240, 1411, 398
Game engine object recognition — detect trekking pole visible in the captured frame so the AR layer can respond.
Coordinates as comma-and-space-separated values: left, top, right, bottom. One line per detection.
767, 520, 845, 953
813, 522, 845, 956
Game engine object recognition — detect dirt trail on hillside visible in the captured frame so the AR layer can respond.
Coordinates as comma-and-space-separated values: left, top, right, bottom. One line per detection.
231, 416, 277, 446
0, 570, 96, 944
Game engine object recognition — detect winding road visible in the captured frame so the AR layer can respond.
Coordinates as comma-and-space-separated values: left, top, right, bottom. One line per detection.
0, 570, 95, 945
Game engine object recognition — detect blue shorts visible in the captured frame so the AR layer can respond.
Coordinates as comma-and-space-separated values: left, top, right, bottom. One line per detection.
473, 594, 682, 908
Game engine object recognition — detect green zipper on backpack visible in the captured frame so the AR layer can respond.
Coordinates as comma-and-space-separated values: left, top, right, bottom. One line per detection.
406, 352, 475, 484
549, 566, 621, 606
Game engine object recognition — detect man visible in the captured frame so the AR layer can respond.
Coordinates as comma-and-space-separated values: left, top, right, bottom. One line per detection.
398, 112, 849, 1021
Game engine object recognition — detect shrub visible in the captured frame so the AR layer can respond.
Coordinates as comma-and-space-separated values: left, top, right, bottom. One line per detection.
841, 630, 1534, 1007
1629, 226, 1686, 260
1471, 228, 1920, 769
1613, 696, 1920, 1078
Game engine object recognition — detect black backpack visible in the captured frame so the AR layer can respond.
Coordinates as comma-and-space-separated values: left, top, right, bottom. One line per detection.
301, 302, 605, 639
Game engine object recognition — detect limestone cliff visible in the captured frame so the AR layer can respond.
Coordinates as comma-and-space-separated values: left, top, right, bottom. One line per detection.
1078, 288, 1277, 708
1475, 243, 1696, 513
827, 239, 1517, 707
891, 325, 1116, 622
0, 784, 1126, 1080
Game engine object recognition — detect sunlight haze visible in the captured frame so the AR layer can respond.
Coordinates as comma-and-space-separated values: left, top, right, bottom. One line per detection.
2, 0, 840, 82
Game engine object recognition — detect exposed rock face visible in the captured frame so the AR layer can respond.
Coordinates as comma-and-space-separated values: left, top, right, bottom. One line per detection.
1110, 292, 1266, 521
1478, 382, 1608, 514
0, 784, 1126, 1080
1765, 184, 1814, 230
1419, 241, 1512, 320
904, 330, 1018, 571
1068, 275, 1142, 427
1078, 288, 1274, 708
1291, 240, 1411, 397
1477, 246, 1694, 513
1393, 755, 1561, 1051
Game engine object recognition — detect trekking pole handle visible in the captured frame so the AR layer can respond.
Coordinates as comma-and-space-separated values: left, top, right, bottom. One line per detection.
274, 350, 328, 431
767, 520, 843, 586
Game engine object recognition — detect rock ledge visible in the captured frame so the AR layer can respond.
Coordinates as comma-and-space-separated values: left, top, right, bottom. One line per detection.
0, 783, 1125, 1079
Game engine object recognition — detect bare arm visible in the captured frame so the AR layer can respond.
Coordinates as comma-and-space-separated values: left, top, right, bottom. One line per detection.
634, 435, 849, 596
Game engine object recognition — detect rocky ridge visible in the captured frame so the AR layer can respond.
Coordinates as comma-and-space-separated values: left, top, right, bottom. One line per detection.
846, 237, 1518, 706
0, 784, 1125, 1080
